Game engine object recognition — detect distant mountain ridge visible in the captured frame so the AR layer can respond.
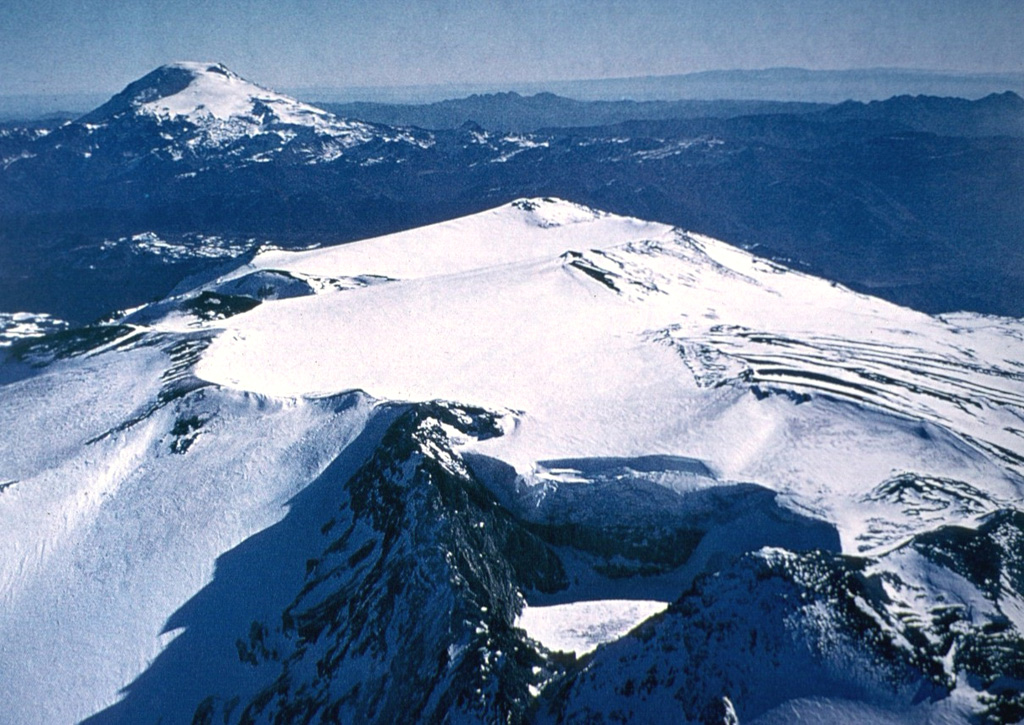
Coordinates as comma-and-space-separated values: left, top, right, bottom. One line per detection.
1, 63, 1022, 325
5, 65, 1022, 120
295, 66, 1024, 105
821, 90, 1024, 137
322, 89, 1024, 136
320, 93, 828, 133
570, 66, 1024, 102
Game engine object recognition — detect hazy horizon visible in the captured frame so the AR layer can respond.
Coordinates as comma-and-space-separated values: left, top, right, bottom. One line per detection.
3, 65, 1024, 121
2, 0, 1022, 97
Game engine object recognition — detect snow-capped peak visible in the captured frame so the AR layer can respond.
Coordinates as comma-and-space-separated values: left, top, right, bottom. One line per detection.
133, 62, 320, 124
136, 62, 259, 120
80, 62, 378, 144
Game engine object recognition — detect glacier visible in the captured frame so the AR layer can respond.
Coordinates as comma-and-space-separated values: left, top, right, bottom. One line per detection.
0, 199, 1022, 723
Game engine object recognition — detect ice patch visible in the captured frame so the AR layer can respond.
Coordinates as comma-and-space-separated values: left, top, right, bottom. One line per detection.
0, 312, 70, 347
100, 232, 254, 262
517, 599, 669, 655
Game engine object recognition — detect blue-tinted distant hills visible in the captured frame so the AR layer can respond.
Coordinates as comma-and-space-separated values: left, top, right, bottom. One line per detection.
321, 89, 1024, 137
296, 67, 1024, 105
539, 67, 1024, 103
319, 94, 828, 133
820, 90, 1024, 137
7, 66, 1021, 120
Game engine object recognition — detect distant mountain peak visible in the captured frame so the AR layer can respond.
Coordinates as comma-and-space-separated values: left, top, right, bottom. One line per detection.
80, 62, 236, 121
72, 62, 415, 155
132, 62, 298, 122
81, 61, 335, 128
162, 60, 235, 76
979, 89, 1024, 108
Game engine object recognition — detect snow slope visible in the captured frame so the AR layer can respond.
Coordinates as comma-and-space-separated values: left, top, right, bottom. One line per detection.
131, 62, 376, 142
0, 338, 381, 724
1, 198, 1022, 723
138, 62, 329, 123
193, 198, 1023, 554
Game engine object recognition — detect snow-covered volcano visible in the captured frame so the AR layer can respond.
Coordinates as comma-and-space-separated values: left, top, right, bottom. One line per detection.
63, 61, 430, 163
1, 199, 1022, 723
189, 199, 1023, 552
83, 62, 369, 138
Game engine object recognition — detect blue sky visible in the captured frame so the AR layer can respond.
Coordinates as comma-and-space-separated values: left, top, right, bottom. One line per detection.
2, 0, 1022, 95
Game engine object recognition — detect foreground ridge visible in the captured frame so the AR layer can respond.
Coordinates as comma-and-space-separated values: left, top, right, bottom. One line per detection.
1, 199, 1022, 723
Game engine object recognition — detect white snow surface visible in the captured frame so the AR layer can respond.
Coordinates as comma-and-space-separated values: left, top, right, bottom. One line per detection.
141, 62, 342, 128
3, 197, 1023, 723
194, 197, 1024, 554
224, 198, 667, 286
0, 311, 70, 346
0, 347, 377, 724
131, 62, 386, 149
517, 600, 670, 655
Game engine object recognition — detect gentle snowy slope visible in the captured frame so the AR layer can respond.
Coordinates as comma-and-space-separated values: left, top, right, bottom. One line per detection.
229, 198, 670, 283
193, 199, 1023, 553
0, 336, 380, 724
138, 62, 331, 123
1, 198, 1022, 724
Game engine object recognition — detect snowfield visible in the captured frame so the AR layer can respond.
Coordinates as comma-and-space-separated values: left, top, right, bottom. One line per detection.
1, 198, 1022, 724
516, 600, 670, 655
193, 198, 1023, 553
